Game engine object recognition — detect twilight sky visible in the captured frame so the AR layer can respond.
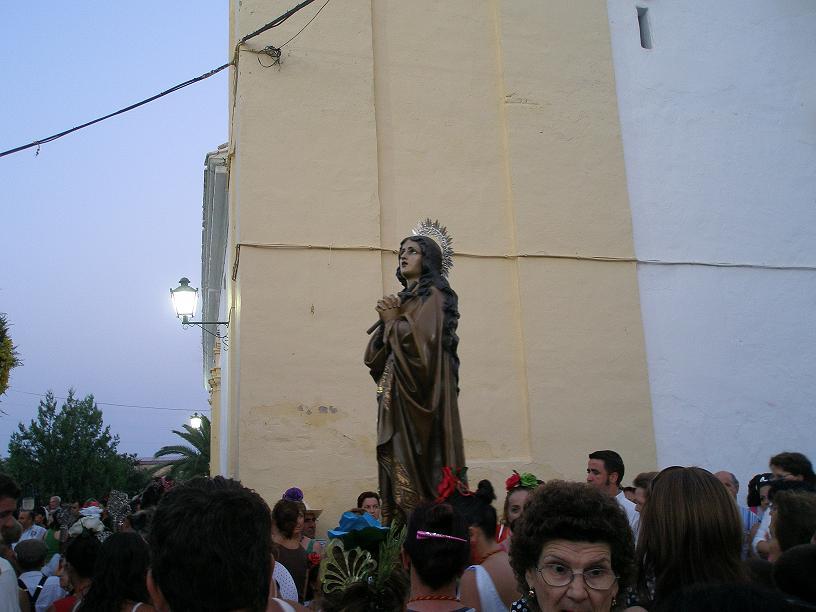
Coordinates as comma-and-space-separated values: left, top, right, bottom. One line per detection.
0, 3, 229, 456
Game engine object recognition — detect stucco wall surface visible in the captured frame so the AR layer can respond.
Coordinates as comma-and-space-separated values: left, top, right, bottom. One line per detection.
608, 0, 816, 491
219, 0, 657, 526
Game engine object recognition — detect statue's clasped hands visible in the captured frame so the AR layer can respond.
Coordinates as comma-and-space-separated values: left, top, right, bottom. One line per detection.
376, 294, 401, 322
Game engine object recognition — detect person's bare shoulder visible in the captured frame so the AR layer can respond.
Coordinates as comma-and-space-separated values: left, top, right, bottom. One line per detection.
458, 567, 480, 610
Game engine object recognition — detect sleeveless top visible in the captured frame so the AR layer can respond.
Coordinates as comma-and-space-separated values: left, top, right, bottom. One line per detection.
464, 564, 508, 611
276, 544, 308, 602
273, 561, 300, 602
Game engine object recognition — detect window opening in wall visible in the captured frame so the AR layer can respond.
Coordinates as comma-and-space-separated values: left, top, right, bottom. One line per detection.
637, 6, 653, 49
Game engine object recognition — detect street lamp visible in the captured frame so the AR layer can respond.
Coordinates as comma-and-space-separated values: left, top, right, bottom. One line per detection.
170, 277, 229, 334
190, 412, 203, 429
170, 278, 198, 324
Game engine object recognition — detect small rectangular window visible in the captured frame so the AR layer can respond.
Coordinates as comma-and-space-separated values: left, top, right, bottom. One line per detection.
637, 6, 653, 49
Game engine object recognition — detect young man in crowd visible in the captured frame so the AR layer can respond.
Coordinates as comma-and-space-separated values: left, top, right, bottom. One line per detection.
586, 449, 640, 538
147, 476, 306, 611
0, 473, 22, 611
15, 539, 64, 611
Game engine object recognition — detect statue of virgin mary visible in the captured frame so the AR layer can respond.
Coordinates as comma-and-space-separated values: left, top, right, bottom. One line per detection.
364, 220, 466, 523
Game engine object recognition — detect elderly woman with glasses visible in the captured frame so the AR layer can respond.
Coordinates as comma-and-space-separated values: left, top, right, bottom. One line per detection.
509, 481, 635, 612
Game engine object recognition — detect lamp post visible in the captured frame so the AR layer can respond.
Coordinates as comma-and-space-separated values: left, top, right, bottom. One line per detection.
190, 412, 203, 429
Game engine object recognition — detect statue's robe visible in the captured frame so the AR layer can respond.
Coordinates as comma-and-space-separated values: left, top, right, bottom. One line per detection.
365, 285, 466, 523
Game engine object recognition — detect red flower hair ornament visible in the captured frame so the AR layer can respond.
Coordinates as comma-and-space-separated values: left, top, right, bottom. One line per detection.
505, 470, 541, 492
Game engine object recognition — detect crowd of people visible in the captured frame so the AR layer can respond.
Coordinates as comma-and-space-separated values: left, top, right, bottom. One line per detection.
0, 449, 814, 611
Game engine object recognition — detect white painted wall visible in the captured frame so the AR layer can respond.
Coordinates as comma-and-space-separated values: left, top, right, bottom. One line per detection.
608, 0, 816, 496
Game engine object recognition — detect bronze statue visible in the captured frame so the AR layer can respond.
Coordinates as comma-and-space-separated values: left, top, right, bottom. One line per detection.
365, 220, 466, 523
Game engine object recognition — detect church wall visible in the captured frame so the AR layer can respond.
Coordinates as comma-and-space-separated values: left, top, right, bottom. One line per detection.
217, 0, 657, 528
608, 0, 816, 492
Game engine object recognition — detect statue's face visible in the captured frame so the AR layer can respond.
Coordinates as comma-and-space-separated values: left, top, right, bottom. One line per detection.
399, 239, 423, 282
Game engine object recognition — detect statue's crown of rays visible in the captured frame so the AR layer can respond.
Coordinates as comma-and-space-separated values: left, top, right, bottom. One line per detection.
412, 218, 454, 277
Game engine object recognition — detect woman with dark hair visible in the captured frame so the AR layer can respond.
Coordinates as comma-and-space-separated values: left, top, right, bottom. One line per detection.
121, 509, 152, 539
746, 472, 774, 512
365, 222, 465, 523
509, 481, 634, 612
272, 498, 309, 603
403, 501, 473, 611
455, 480, 521, 610
635, 467, 746, 607
47, 534, 101, 612
76, 532, 154, 611
766, 490, 816, 561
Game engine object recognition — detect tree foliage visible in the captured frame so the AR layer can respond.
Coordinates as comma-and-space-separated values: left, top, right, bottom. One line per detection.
6, 390, 150, 501
0, 314, 22, 398
153, 415, 210, 481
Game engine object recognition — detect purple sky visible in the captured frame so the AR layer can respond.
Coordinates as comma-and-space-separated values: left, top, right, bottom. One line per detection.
0, 3, 229, 457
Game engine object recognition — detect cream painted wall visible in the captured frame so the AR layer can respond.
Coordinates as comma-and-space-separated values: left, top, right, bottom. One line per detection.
215, 0, 656, 530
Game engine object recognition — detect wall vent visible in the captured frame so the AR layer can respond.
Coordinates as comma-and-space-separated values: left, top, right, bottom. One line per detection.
637, 6, 653, 49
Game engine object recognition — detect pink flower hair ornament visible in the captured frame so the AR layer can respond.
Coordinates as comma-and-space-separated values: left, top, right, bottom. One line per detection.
416, 530, 468, 543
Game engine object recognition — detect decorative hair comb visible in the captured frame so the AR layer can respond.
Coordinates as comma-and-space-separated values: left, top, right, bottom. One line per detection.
416, 530, 468, 543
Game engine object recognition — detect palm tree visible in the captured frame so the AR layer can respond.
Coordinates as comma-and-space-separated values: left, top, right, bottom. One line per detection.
153, 415, 210, 480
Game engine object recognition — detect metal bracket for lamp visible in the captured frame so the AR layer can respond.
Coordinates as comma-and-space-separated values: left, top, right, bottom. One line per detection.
180, 315, 230, 337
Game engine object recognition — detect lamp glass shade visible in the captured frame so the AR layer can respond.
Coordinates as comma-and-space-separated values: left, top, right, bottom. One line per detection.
190, 414, 203, 429
171, 278, 198, 319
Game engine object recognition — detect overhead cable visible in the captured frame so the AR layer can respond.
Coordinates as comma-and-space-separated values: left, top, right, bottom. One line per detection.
0, 0, 322, 159
7, 389, 210, 413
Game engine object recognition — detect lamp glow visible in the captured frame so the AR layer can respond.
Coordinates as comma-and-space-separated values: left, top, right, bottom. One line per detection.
190, 412, 203, 429
170, 277, 198, 321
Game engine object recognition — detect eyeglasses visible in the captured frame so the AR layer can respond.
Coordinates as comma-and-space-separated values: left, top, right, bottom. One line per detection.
536, 563, 618, 591
0, 510, 13, 520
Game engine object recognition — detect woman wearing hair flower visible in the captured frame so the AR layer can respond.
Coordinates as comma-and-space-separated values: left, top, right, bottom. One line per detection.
497, 471, 542, 550
365, 220, 466, 524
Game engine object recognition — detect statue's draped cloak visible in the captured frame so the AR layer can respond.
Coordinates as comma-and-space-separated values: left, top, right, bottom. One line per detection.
364, 286, 466, 523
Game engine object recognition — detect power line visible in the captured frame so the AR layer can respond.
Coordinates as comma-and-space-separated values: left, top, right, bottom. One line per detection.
280, 0, 331, 48
7, 389, 209, 413
237, 0, 319, 46
0, 0, 323, 159
0, 63, 231, 159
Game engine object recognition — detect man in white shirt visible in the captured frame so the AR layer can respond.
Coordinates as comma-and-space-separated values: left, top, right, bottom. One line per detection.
586, 450, 640, 540
15, 510, 46, 547
0, 473, 22, 612
15, 539, 65, 611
